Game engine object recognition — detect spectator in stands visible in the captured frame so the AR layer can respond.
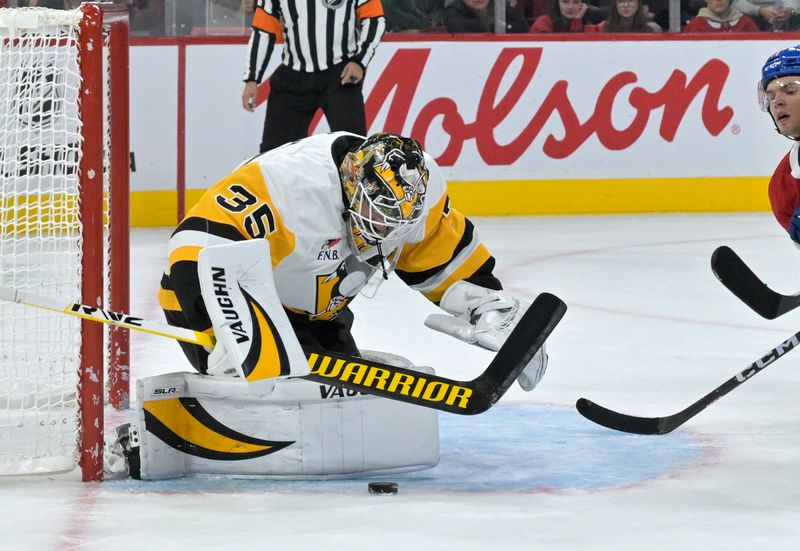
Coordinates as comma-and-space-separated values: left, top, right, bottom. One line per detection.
526, 0, 607, 25
733, 0, 799, 29
684, 0, 759, 30
445, 0, 529, 32
596, 0, 661, 30
127, 0, 166, 36
530, 0, 595, 31
414, 0, 446, 26
384, 0, 435, 31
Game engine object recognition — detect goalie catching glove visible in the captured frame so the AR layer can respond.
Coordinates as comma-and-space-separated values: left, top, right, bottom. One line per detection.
424, 281, 547, 391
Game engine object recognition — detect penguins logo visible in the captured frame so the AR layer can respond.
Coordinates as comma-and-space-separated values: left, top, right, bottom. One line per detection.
314, 255, 374, 320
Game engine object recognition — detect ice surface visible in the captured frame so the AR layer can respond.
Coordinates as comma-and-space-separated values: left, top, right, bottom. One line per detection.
2, 213, 799, 550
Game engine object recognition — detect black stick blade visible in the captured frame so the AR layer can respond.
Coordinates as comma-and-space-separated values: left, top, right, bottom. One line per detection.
303, 292, 566, 415
575, 398, 676, 435
470, 292, 567, 413
711, 245, 799, 320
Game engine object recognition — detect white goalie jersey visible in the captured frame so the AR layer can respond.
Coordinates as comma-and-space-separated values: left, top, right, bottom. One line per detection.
159, 132, 496, 342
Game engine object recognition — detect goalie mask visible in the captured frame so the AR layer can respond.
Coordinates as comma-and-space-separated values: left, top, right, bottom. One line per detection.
340, 133, 429, 254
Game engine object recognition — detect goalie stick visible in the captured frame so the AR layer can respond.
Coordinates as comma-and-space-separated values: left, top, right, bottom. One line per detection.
711, 245, 800, 320
0, 286, 566, 415
576, 329, 800, 434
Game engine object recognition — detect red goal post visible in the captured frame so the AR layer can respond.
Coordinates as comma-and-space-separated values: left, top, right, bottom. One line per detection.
0, 3, 130, 481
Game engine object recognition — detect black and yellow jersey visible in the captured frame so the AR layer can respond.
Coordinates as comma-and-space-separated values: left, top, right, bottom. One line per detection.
159, 132, 499, 338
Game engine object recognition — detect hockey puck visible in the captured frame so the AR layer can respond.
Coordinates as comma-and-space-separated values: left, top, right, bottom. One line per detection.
368, 481, 398, 495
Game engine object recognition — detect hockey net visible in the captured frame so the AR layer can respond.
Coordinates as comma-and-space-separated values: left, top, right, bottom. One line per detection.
0, 4, 129, 481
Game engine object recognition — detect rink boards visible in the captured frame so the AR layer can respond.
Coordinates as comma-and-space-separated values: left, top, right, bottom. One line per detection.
123, 36, 797, 223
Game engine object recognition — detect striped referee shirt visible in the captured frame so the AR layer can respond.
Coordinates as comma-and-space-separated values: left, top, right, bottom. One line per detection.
244, 0, 386, 80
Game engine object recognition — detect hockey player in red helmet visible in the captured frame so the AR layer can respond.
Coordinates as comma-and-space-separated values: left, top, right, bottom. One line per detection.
760, 45, 800, 241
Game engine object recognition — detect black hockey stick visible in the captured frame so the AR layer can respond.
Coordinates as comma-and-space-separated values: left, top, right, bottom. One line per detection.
0, 286, 566, 416
304, 292, 567, 414
711, 245, 800, 319
576, 329, 800, 434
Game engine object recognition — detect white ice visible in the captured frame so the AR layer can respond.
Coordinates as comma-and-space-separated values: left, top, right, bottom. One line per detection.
2, 213, 800, 551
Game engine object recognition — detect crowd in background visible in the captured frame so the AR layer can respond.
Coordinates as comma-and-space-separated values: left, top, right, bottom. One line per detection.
0, 0, 793, 35
435, 0, 792, 34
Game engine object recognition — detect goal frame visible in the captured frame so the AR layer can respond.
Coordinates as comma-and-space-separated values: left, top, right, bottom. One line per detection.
77, 2, 130, 482
0, 2, 130, 481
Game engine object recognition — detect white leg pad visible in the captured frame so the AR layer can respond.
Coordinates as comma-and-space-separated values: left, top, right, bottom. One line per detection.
133, 362, 439, 480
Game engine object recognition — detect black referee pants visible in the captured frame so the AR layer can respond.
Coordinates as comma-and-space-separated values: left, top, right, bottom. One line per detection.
260, 63, 367, 153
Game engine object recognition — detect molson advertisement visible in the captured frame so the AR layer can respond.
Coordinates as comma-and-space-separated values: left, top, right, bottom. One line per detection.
129, 38, 799, 224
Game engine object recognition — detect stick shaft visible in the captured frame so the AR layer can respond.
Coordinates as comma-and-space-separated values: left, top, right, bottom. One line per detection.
0, 286, 214, 348
0, 285, 567, 415
576, 329, 800, 434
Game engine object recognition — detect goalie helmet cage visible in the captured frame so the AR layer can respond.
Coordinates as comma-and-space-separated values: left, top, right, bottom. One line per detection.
0, 4, 130, 481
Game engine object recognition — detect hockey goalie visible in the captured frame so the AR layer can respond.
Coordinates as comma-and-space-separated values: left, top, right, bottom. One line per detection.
107, 132, 550, 480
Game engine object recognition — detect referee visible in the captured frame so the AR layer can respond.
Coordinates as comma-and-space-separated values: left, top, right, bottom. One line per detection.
242, 0, 386, 153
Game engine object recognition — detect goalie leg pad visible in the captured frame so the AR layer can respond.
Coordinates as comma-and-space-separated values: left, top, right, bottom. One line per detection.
130, 368, 439, 480
197, 240, 310, 389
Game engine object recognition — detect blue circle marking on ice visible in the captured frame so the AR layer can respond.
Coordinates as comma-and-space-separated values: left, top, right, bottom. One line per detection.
110, 404, 708, 494
431, 403, 707, 492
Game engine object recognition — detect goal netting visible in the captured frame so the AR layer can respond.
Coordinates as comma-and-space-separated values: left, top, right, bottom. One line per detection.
0, 4, 129, 481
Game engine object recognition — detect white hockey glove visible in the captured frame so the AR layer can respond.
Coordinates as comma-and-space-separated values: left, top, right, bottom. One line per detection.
424, 281, 548, 392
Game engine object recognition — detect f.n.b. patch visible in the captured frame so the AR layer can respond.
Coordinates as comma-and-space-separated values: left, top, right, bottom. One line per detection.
317, 238, 342, 261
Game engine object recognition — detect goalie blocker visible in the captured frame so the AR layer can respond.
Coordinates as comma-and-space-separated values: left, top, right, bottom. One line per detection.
109, 351, 439, 480
196, 240, 310, 390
